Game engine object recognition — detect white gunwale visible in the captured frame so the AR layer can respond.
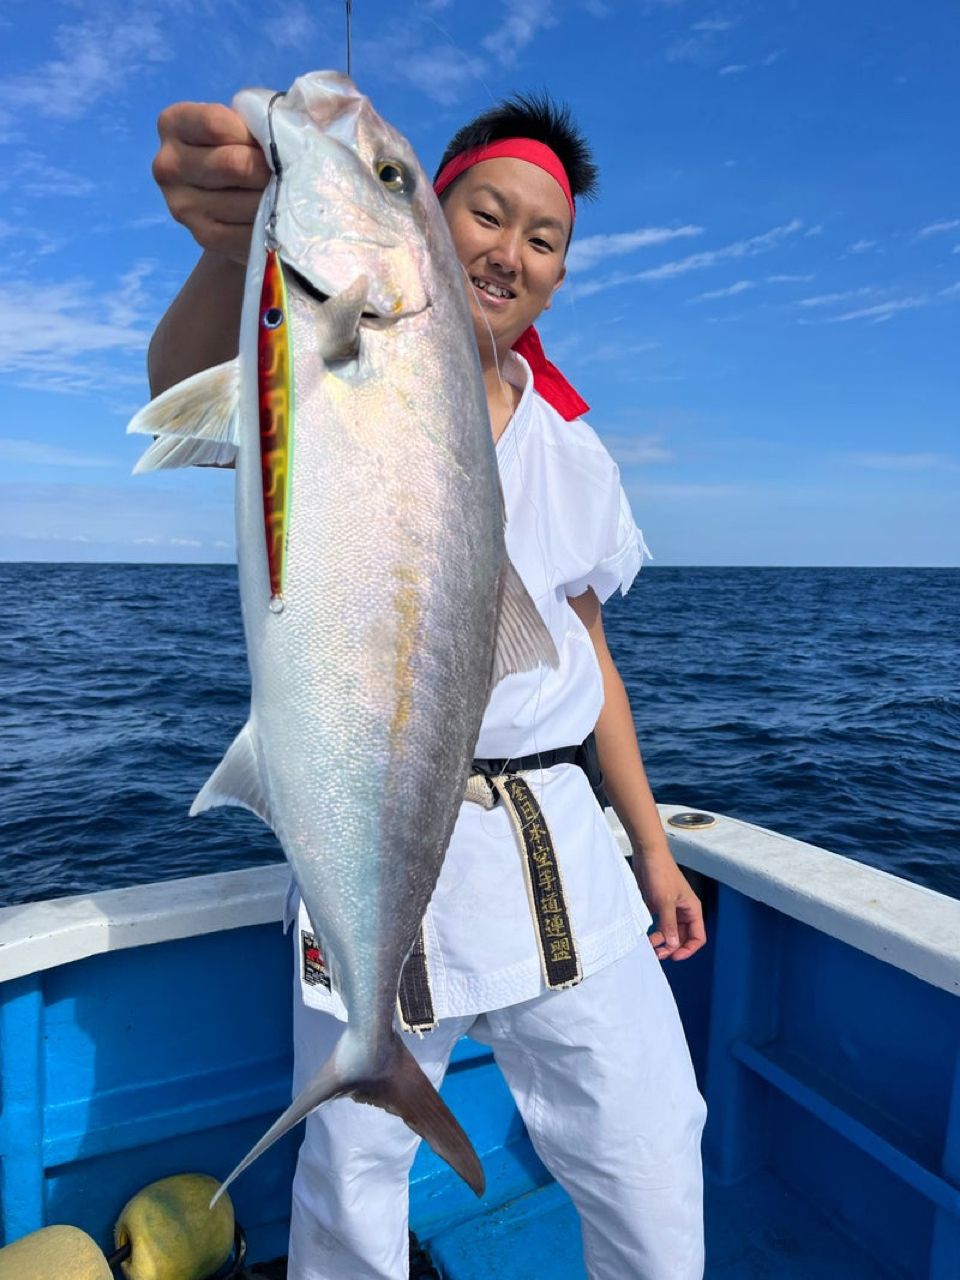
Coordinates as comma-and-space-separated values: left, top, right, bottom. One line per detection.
2, 805, 958, 995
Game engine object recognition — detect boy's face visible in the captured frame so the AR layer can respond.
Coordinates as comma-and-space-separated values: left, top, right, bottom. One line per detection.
440, 157, 571, 356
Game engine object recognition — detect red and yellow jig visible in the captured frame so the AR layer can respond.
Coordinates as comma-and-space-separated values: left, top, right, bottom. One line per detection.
258, 249, 292, 610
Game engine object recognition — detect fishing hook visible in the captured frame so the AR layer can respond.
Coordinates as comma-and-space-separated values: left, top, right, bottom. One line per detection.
265, 90, 286, 252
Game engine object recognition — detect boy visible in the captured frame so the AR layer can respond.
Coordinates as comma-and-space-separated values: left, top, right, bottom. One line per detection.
149, 90, 707, 1280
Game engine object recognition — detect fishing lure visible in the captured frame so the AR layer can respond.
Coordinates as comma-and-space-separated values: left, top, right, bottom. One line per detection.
258, 249, 292, 608
259, 92, 293, 610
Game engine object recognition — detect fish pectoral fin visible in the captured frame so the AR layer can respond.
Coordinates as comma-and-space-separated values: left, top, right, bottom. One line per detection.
317, 275, 369, 362
190, 722, 273, 828
127, 359, 240, 473
210, 1029, 485, 1208
492, 557, 560, 684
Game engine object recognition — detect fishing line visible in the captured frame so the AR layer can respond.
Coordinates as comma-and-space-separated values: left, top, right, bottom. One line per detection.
345, 0, 353, 77
415, 5, 498, 107
454, 263, 556, 836
457, 261, 508, 404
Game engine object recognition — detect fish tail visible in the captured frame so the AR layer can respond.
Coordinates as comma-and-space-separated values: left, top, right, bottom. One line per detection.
354, 1032, 485, 1197
210, 1029, 484, 1207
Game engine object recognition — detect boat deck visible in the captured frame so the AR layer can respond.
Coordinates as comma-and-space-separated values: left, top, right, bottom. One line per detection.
425, 1168, 889, 1279
245, 1162, 895, 1278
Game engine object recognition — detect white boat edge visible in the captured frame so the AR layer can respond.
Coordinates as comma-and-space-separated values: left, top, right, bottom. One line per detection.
2, 804, 958, 996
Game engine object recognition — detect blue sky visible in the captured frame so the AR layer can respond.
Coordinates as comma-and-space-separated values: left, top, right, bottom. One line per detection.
1, 0, 957, 565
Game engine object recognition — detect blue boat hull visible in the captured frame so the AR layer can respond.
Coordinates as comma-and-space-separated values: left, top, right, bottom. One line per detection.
2, 809, 959, 1278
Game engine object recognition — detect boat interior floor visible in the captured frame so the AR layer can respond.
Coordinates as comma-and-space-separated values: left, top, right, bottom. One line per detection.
244, 1165, 899, 1278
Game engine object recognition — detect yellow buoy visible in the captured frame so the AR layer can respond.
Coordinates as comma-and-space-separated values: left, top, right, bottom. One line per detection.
0, 1224, 112, 1280
114, 1173, 235, 1280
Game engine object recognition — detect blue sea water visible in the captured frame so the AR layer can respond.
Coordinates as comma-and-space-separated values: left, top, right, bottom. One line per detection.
0, 563, 957, 908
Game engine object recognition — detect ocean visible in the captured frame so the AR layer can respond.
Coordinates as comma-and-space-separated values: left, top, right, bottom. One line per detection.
1, 563, 957, 908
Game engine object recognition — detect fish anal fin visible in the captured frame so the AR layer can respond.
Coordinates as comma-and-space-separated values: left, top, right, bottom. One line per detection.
493, 557, 560, 685
127, 359, 240, 472
190, 722, 273, 828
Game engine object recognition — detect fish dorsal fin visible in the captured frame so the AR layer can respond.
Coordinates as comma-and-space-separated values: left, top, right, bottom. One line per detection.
493, 557, 560, 685
190, 721, 273, 828
127, 359, 240, 472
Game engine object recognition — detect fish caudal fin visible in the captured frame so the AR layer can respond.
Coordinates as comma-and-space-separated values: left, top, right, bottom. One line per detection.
211, 1029, 485, 1207
493, 556, 560, 684
127, 359, 240, 472
353, 1035, 485, 1197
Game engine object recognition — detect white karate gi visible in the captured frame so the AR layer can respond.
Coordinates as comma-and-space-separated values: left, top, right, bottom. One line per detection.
285, 353, 706, 1279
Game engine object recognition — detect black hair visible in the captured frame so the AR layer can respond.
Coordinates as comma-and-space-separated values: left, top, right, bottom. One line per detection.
435, 92, 599, 202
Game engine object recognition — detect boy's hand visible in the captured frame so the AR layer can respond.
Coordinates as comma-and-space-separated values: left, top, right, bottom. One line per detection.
153, 103, 270, 264
634, 851, 707, 961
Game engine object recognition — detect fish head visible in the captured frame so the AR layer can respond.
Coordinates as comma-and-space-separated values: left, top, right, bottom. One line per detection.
234, 72, 453, 325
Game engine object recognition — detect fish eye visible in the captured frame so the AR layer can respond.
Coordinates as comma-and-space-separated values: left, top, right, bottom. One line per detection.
262, 307, 284, 329
377, 160, 409, 195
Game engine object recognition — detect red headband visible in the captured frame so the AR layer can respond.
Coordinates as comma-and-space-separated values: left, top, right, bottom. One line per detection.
433, 137, 576, 222
433, 138, 588, 422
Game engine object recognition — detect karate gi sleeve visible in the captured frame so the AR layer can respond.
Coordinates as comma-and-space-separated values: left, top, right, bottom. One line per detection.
563, 464, 652, 604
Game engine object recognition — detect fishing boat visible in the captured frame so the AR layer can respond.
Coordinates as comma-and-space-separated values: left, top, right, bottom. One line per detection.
1, 803, 958, 1278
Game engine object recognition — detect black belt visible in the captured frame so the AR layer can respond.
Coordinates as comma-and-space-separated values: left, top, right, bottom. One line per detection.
397, 735, 602, 1033
471, 732, 608, 808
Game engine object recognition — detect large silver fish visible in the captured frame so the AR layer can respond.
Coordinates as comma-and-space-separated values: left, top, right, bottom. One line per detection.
128, 72, 557, 1198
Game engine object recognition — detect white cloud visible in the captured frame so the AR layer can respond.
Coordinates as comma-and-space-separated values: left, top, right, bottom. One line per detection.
109, 260, 159, 329
804, 224, 824, 237
692, 279, 755, 301
599, 434, 674, 466
0, 438, 120, 468
570, 339, 662, 365
128, 213, 172, 230
827, 297, 925, 324
798, 288, 876, 308
718, 64, 748, 76
263, 1, 319, 50
0, 480, 234, 562
691, 18, 735, 32
848, 452, 959, 472
483, 0, 558, 64
566, 225, 703, 272
848, 239, 878, 254
0, 10, 170, 131
940, 281, 960, 297
0, 152, 95, 198
631, 481, 752, 500
572, 219, 804, 298
917, 219, 960, 238
360, 28, 484, 105
0, 265, 153, 393
766, 273, 814, 283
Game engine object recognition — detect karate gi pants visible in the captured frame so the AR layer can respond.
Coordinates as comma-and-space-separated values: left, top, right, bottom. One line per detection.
287, 942, 707, 1280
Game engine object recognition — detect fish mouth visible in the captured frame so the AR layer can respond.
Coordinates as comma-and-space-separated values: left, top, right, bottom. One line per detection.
281, 258, 429, 327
